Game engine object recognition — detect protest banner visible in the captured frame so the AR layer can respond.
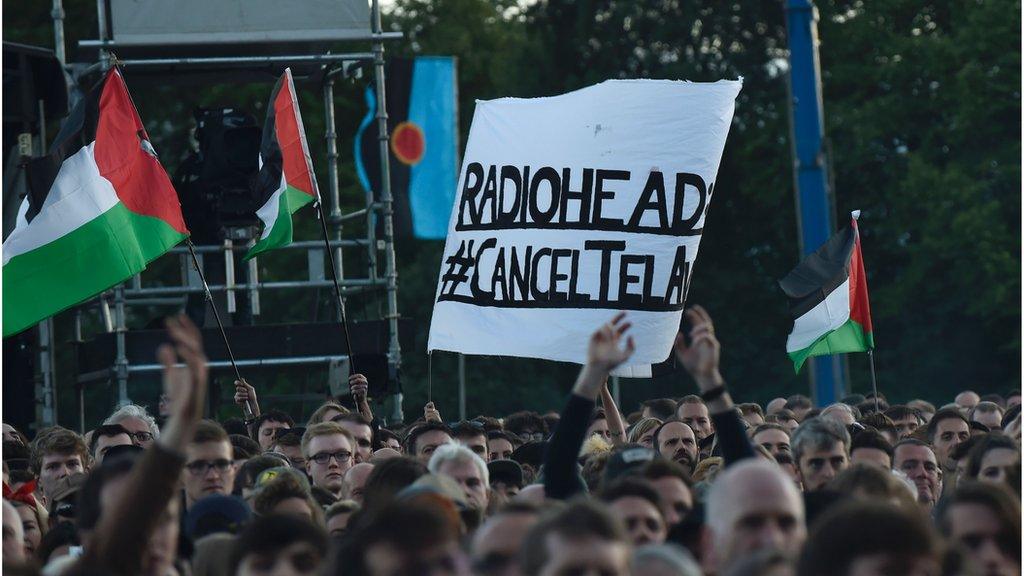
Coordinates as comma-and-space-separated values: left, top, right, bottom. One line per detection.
428, 79, 742, 371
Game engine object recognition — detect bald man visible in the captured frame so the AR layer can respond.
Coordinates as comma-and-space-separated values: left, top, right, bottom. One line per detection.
766, 398, 787, 416
955, 391, 980, 411
342, 462, 374, 504
702, 460, 806, 574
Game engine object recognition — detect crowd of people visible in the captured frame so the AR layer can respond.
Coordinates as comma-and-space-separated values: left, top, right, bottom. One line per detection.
1, 307, 1020, 576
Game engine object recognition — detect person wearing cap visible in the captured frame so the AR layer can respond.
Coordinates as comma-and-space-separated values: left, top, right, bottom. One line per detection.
185, 493, 251, 541
89, 424, 134, 465
487, 459, 524, 503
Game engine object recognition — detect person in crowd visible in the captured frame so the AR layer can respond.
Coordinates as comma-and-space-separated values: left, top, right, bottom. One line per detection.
360, 456, 428, 514
849, 428, 893, 469
907, 399, 937, 423
405, 421, 454, 463
519, 500, 631, 576
936, 481, 1021, 576
928, 407, 972, 473
331, 413, 374, 464
7, 494, 47, 559
676, 396, 713, 444
654, 420, 699, 473
639, 458, 693, 528
626, 417, 662, 448
820, 403, 857, 427
631, 544, 703, 576
1006, 390, 1022, 409
766, 398, 787, 416
858, 412, 898, 444
36, 519, 80, 566
766, 409, 799, 433
377, 428, 402, 452
183, 420, 237, 510
307, 400, 348, 426
30, 427, 90, 502
828, 463, 917, 508
487, 430, 516, 461
970, 401, 1005, 431
3, 499, 26, 564
341, 462, 374, 503
585, 409, 613, 444
103, 404, 160, 448
956, 391, 981, 411
251, 473, 324, 526
488, 459, 525, 505
471, 501, 543, 576
270, 428, 307, 470
335, 499, 468, 575
230, 514, 329, 576
89, 424, 134, 464
704, 459, 806, 573
963, 433, 1020, 485
452, 421, 489, 461
253, 410, 294, 452
504, 412, 548, 443
737, 403, 765, 428
598, 478, 668, 546
229, 434, 261, 465
892, 438, 942, 509
790, 417, 850, 492
751, 423, 791, 458
885, 405, 924, 438
302, 422, 356, 500
324, 499, 359, 537
784, 395, 813, 421
797, 501, 942, 576
642, 399, 679, 421
428, 442, 490, 513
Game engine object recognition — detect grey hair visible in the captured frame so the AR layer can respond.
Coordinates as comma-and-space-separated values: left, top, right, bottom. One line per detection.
791, 416, 850, 463
427, 441, 488, 486
104, 404, 160, 438
632, 544, 702, 576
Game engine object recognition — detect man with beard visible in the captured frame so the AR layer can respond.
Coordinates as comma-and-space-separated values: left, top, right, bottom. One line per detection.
653, 421, 698, 473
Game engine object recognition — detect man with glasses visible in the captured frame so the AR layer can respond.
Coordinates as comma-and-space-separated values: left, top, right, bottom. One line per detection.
103, 404, 160, 448
302, 422, 356, 499
183, 420, 236, 510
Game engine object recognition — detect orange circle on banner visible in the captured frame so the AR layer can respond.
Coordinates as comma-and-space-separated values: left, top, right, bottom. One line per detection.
391, 122, 426, 165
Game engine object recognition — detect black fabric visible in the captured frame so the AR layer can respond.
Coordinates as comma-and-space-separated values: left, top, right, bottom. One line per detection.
711, 406, 756, 466
24, 71, 104, 224
252, 75, 285, 209
542, 394, 593, 500
358, 58, 414, 238
778, 224, 857, 318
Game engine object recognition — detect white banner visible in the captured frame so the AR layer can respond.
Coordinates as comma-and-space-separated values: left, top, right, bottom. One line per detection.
428, 79, 742, 371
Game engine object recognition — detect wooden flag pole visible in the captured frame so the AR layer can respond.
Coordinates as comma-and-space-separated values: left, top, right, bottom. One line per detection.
313, 199, 357, 376
185, 239, 254, 419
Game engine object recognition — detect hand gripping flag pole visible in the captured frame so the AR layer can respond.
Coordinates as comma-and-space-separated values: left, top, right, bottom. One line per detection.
185, 239, 254, 419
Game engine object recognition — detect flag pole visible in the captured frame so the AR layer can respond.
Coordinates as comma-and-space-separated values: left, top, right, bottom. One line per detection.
868, 350, 879, 412
314, 199, 357, 376
185, 239, 254, 418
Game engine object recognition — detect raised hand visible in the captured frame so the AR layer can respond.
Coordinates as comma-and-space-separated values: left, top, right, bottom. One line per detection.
157, 314, 208, 450
424, 402, 442, 423
586, 312, 636, 372
673, 305, 723, 390
233, 378, 260, 417
349, 373, 369, 403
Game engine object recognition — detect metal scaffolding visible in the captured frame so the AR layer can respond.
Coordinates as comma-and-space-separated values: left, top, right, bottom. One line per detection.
45, 0, 405, 427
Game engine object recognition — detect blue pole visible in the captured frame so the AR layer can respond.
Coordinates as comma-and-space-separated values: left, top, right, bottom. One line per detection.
784, 0, 845, 405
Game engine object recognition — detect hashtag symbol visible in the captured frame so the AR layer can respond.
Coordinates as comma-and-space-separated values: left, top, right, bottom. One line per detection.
441, 240, 475, 296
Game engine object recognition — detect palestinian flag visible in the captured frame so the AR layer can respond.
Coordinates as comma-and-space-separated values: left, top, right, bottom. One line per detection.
244, 68, 317, 260
779, 211, 874, 372
3, 68, 188, 337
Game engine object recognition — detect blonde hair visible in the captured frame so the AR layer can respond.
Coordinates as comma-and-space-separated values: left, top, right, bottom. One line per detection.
627, 417, 663, 444
307, 401, 349, 426
301, 422, 355, 458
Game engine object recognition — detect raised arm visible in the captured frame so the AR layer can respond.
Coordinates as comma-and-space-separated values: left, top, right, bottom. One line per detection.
544, 313, 635, 499
599, 381, 628, 446
81, 315, 208, 575
674, 306, 754, 465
